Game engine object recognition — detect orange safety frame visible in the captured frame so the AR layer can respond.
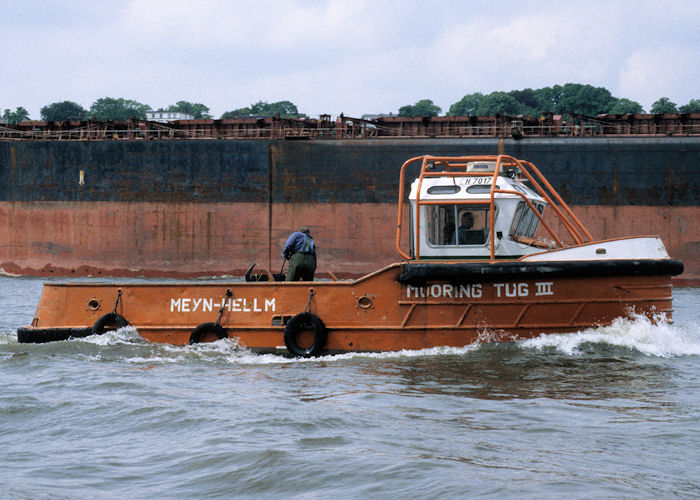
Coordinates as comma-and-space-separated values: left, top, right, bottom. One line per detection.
396, 155, 593, 260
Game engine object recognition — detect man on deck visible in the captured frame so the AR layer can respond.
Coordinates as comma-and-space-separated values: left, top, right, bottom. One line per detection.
282, 227, 317, 281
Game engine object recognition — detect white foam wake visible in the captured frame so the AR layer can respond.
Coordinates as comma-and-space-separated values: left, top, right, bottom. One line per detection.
519, 312, 700, 357
7, 311, 699, 363
68, 327, 486, 365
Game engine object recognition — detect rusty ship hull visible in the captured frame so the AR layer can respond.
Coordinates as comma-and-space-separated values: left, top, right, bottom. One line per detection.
0, 137, 698, 282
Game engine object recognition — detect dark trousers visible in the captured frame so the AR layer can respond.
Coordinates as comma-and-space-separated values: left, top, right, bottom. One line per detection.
286, 253, 316, 281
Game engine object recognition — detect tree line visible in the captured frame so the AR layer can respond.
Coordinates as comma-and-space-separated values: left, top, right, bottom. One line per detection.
2, 84, 698, 124
399, 84, 699, 117
1, 99, 305, 124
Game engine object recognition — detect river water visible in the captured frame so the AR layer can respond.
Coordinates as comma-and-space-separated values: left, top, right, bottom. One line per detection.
1, 276, 698, 498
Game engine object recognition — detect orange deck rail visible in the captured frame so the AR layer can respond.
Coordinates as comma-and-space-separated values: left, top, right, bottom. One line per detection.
396, 155, 594, 260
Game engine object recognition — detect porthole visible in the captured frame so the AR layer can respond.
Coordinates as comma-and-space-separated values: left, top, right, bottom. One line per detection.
87, 299, 101, 311
358, 296, 373, 309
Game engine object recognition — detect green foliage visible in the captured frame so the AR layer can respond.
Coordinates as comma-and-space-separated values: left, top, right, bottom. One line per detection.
166, 101, 212, 119
253, 101, 302, 117
89, 97, 151, 121
398, 99, 441, 117
531, 86, 560, 113
220, 100, 305, 119
475, 92, 527, 116
447, 93, 484, 116
650, 97, 678, 114
40, 101, 87, 121
2, 107, 30, 123
448, 84, 649, 117
552, 83, 616, 116
678, 99, 700, 113
508, 88, 540, 112
220, 108, 251, 118
608, 98, 644, 114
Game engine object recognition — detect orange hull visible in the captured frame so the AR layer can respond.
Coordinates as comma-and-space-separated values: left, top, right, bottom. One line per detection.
19, 263, 676, 354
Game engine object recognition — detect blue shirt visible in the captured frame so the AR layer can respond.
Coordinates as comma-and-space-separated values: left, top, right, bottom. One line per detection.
282, 232, 316, 258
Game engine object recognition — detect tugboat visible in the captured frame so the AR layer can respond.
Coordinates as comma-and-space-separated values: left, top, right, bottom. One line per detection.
18, 155, 683, 356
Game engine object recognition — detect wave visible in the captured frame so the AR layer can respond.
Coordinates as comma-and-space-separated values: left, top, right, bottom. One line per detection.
0, 268, 23, 278
519, 311, 700, 357
3, 312, 698, 364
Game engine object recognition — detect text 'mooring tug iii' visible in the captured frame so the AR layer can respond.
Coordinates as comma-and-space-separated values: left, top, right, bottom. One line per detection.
18, 155, 683, 356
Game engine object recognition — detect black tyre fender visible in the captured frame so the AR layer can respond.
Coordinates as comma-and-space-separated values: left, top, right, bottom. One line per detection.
91, 313, 129, 336
284, 312, 327, 357
189, 322, 227, 344
17, 327, 93, 343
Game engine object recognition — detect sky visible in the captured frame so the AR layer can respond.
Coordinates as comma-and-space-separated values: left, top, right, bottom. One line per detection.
1, 0, 698, 120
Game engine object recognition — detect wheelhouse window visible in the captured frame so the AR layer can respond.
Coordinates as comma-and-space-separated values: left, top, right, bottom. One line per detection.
426, 204, 491, 246
427, 185, 460, 195
510, 201, 544, 238
466, 184, 499, 194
